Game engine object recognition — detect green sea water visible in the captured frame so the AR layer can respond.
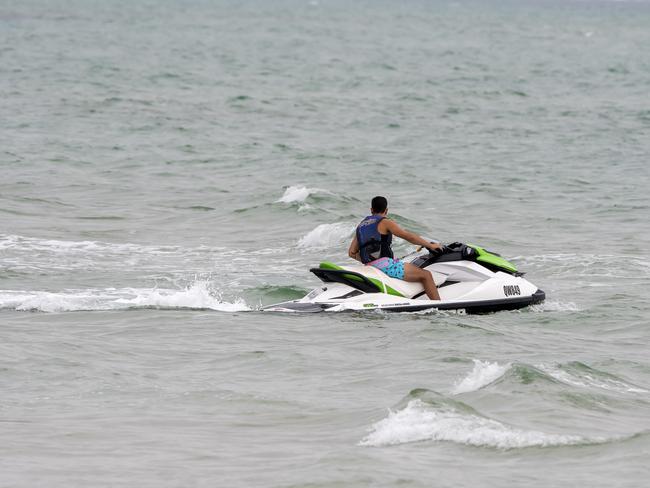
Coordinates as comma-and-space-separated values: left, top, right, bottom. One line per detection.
1, 0, 650, 486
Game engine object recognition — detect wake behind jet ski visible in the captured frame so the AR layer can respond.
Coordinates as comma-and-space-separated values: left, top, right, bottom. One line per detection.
262, 242, 545, 313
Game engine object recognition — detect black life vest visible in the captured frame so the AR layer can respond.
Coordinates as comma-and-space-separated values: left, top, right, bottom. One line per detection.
356, 215, 393, 264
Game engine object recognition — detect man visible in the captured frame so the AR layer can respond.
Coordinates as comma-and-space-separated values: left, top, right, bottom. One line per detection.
348, 196, 441, 300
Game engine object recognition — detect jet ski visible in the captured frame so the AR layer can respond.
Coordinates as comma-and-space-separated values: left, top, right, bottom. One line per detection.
262, 242, 545, 313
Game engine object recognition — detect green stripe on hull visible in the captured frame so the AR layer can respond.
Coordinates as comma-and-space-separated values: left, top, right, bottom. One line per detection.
319, 261, 344, 271
467, 244, 518, 273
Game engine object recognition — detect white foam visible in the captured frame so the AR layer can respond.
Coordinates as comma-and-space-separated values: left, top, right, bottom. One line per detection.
0, 234, 232, 274
0, 282, 249, 313
276, 186, 330, 204
452, 360, 511, 394
359, 399, 597, 449
538, 364, 648, 394
115, 282, 249, 312
297, 222, 355, 249
529, 300, 581, 312
0, 290, 110, 313
1, 234, 149, 254
0, 234, 223, 256
297, 203, 313, 212
403, 307, 443, 316
511, 253, 650, 279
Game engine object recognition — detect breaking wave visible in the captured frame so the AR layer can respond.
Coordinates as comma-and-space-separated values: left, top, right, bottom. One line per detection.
297, 222, 355, 249
359, 399, 606, 449
276, 185, 331, 204
452, 360, 512, 394
0, 281, 249, 313
538, 362, 648, 394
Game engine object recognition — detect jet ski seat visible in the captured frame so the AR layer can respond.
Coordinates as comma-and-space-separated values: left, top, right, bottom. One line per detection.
315, 262, 425, 298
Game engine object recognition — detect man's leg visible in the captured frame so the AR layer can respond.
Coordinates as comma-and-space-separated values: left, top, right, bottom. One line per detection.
403, 263, 440, 300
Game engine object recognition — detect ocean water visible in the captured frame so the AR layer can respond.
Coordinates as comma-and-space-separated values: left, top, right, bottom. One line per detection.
2, 0, 650, 486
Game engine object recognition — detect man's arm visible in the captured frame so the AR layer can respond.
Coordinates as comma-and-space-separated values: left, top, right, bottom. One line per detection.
348, 236, 361, 262
383, 220, 442, 251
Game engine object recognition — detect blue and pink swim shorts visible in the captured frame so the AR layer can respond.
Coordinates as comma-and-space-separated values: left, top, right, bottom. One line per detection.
367, 257, 405, 280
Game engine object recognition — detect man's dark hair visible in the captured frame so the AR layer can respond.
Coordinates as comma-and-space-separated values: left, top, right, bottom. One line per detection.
371, 196, 388, 213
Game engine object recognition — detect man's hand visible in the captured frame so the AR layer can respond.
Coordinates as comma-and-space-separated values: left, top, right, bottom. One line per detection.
348, 236, 361, 262
427, 242, 443, 252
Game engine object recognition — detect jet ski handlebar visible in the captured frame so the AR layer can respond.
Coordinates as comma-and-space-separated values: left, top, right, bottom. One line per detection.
406, 241, 452, 260
427, 242, 457, 256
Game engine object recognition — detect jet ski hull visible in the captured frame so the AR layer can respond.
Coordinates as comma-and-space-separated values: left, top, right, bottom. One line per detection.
263, 289, 545, 314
